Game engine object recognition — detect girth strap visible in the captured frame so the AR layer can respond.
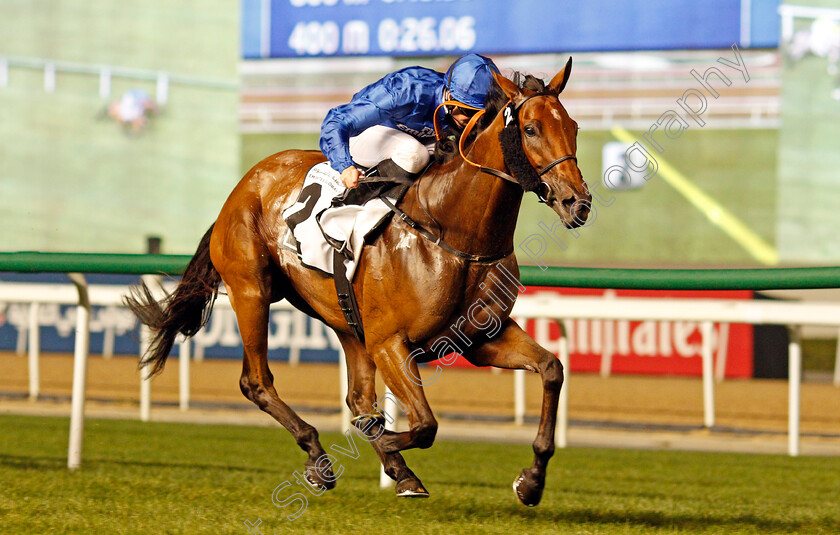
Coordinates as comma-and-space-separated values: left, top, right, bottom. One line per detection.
333, 248, 366, 344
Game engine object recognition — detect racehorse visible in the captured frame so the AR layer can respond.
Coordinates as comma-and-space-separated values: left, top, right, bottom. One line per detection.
125, 61, 591, 507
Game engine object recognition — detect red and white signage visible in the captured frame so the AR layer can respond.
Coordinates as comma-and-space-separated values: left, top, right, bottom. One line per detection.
434, 287, 754, 378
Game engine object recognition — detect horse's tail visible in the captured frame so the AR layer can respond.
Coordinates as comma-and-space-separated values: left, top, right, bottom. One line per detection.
123, 223, 221, 376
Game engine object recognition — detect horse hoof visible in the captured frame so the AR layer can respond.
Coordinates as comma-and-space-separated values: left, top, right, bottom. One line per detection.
512, 469, 544, 507
304, 467, 336, 491
395, 477, 429, 498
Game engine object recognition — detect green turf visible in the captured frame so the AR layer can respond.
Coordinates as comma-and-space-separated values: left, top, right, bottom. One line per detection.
1, 415, 838, 534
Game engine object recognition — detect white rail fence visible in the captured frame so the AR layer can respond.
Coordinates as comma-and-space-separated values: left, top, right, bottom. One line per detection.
2, 279, 840, 470
0, 55, 237, 104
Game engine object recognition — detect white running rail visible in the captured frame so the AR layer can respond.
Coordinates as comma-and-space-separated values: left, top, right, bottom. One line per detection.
3, 281, 840, 468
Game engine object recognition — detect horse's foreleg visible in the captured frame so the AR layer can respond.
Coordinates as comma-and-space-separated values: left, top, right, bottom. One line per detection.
336, 333, 428, 497
463, 319, 562, 507
227, 285, 336, 491
368, 335, 438, 456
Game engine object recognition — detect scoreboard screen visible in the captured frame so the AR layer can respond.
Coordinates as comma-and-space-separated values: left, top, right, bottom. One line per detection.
242, 0, 779, 59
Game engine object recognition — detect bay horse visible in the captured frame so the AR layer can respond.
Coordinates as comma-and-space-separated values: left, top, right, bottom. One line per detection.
125, 62, 591, 506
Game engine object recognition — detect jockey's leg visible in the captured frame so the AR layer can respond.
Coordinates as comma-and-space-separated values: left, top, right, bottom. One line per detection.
375, 158, 420, 180
349, 125, 430, 175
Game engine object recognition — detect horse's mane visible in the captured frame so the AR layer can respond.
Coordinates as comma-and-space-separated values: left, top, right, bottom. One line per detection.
433, 72, 549, 164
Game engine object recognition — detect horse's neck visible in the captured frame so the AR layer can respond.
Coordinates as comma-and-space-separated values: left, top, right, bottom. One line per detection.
403, 133, 523, 257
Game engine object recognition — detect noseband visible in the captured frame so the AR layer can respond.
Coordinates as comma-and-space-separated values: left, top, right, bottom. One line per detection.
452, 93, 578, 204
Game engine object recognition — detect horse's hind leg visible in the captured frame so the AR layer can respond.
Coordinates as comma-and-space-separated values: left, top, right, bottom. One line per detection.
224, 275, 336, 490
463, 319, 563, 507
336, 332, 428, 497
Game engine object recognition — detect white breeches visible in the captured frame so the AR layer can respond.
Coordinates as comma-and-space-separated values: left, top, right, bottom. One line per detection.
349, 125, 436, 173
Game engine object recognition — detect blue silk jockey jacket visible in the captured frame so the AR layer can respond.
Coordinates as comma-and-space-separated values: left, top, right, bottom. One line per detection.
319, 66, 447, 174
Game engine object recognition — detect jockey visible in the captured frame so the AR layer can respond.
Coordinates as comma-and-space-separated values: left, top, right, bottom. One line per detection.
320, 54, 501, 189
107, 89, 157, 133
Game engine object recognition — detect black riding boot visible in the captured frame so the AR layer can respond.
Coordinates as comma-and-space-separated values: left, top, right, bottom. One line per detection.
334, 159, 418, 207
373, 158, 420, 181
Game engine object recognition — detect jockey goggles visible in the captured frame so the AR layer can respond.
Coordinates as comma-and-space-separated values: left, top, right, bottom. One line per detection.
433, 99, 484, 138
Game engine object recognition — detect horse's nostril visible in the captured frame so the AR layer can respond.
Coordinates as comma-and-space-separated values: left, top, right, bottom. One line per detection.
562, 196, 576, 210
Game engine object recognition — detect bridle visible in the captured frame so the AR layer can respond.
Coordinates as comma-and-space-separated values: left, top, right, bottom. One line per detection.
434, 92, 578, 204
380, 91, 579, 262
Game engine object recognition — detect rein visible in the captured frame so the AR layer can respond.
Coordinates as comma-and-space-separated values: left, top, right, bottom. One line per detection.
381, 92, 577, 263
451, 93, 577, 203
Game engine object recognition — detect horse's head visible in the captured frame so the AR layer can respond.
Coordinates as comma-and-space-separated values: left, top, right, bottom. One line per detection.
490, 59, 592, 228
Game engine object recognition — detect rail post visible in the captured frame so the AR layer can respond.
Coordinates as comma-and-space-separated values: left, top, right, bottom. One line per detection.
139, 323, 151, 422
27, 302, 40, 400
67, 273, 90, 470
138, 274, 159, 422
179, 337, 190, 411
788, 326, 802, 457
379, 388, 398, 489
289, 311, 305, 366
701, 321, 715, 428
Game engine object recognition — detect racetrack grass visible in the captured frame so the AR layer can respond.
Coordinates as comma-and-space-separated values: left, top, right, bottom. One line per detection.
1, 415, 838, 534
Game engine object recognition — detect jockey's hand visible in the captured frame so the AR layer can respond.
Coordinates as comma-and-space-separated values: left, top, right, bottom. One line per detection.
341, 166, 361, 189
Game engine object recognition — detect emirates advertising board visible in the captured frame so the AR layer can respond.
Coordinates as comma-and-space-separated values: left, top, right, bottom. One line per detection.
0, 274, 753, 378
428, 287, 754, 378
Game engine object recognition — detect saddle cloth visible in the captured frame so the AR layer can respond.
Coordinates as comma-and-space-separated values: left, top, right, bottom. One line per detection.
281, 161, 395, 280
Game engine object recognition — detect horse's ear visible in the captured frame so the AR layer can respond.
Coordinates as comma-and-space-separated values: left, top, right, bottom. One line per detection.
493, 70, 520, 100
548, 57, 573, 94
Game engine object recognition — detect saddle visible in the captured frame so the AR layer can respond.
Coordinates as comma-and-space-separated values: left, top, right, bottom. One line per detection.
330, 160, 422, 344
284, 159, 421, 344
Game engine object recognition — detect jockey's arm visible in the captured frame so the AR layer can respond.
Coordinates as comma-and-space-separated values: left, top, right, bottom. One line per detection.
320, 100, 386, 170
320, 82, 404, 187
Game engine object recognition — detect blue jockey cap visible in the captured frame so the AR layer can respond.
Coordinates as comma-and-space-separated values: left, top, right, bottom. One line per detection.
444, 54, 500, 110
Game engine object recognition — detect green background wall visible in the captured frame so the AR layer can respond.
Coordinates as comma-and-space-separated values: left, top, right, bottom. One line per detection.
777, 0, 840, 264
0, 0, 239, 254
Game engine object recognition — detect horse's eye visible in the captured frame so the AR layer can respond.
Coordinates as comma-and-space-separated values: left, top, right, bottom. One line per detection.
523, 125, 537, 137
